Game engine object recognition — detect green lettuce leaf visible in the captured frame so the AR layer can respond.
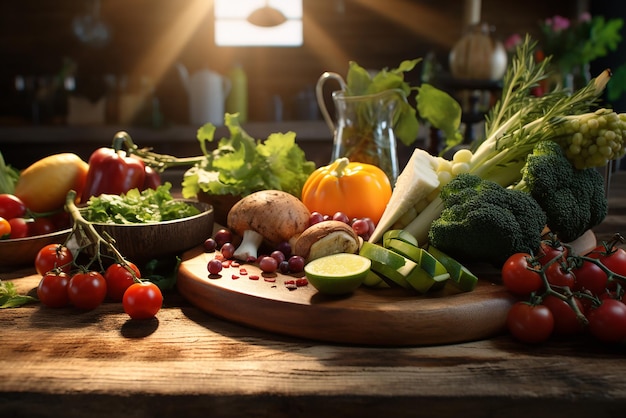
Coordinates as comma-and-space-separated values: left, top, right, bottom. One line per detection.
82, 183, 200, 224
182, 114, 315, 199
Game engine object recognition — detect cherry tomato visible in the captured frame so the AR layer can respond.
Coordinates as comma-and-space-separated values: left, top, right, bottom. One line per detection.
0, 217, 10, 239
123, 282, 163, 320
68, 270, 107, 310
29, 217, 56, 236
537, 239, 568, 266
541, 295, 585, 335
588, 245, 626, 278
37, 271, 70, 308
506, 301, 554, 344
104, 262, 141, 302
545, 262, 575, 289
501, 253, 544, 296
587, 299, 626, 343
573, 260, 608, 296
8, 217, 30, 239
0, 193, 27, 220
35, 244, 74, 275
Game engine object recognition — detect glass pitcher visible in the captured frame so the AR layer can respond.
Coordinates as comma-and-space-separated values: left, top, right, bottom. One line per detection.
316, 72, 402, 184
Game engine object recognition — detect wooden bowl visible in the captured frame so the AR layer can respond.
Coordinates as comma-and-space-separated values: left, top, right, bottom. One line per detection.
0, 228, 72, 269
197, 192, 241, 227
90, 200, 214, 265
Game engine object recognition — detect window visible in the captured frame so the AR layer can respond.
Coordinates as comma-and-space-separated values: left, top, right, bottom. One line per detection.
214, 0, 303, 47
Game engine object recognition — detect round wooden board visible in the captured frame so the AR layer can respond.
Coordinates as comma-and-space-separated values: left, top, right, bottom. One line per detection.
177, 246, 519, 346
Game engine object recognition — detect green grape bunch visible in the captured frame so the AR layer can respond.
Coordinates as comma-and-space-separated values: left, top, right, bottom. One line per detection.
550, 109, 626, 169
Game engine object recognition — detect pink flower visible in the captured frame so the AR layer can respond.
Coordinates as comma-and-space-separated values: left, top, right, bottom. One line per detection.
546, 15, 570, 32
578, 12, 591, 23
504, 33, 523, 52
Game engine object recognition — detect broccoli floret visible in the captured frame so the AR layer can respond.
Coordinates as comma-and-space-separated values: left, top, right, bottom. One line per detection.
517, 140, 608, 242
429, 173, 547, 267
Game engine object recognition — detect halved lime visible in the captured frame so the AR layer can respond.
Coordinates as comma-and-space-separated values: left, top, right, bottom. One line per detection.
304, 253, 372, 295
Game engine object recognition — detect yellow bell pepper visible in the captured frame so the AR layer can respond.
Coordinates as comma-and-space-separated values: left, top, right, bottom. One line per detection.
301, 158, 392, 224
14, 153, 89, 213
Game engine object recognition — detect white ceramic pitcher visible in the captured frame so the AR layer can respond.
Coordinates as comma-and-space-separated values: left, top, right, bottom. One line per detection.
177, 63, 231, 126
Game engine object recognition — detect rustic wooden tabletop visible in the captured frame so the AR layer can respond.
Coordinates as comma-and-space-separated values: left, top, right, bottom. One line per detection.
1, 170, 625, 418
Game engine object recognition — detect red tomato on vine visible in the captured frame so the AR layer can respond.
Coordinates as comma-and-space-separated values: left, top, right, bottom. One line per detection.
68, 270, 107, 310
35, 244, 74, 276
105, 262, 141, 302
501, 253, 544, 296
587, 299, 626, 344
37, 271, 71, 308
122, 282, 163, 320
506, 301, 554, 344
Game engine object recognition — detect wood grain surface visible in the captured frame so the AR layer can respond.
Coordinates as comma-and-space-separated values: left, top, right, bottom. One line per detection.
2, 268, 626, 418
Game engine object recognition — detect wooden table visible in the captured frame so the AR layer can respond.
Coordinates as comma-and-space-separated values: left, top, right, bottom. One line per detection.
1, 171, 626, 418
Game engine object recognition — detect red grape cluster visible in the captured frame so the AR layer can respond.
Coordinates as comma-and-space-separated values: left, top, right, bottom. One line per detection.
308, 211, 376, 241
204, 228, 306, 275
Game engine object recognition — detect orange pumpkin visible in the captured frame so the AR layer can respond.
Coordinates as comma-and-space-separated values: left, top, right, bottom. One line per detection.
301, 158, 392, 224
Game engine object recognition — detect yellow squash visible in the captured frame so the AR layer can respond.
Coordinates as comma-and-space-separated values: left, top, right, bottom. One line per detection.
14, 153, 89, 213
301, 158, 392, 224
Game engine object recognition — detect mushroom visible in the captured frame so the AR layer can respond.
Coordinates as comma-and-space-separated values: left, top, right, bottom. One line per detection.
293, 220, 360, 262
227, 190, 311, 261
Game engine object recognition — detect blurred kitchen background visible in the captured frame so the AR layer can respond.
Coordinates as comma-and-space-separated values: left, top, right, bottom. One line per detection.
0, 0, 624, 169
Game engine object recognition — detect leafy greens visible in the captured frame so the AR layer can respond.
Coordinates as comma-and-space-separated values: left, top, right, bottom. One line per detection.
181, 114, 316, 198
344, 59, 463, 151
82, 183, 200, 224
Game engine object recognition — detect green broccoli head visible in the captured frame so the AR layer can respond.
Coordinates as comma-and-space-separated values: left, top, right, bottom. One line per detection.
429, 173, 547, 266
520, 140, 608, 242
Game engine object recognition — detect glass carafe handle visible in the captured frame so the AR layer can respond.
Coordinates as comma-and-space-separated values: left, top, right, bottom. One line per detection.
315, 71, 346, 133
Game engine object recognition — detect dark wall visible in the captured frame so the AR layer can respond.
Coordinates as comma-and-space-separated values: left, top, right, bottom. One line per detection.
0, 0, 582, 125
591, 0, 626, 112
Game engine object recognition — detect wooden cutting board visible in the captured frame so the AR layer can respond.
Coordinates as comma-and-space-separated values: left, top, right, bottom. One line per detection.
177, 246, 518, 346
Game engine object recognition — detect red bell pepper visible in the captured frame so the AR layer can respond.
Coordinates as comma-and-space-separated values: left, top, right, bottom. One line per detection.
80, 135, 146, 202
141, 165, 162, 191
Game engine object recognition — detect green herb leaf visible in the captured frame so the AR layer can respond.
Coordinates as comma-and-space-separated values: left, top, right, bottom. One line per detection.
0, 280, 37, 308
82, 183, 200, 224
141, 256, 181, 292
